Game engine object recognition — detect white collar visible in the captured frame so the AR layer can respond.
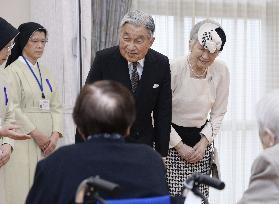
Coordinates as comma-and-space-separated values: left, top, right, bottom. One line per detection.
18, 56, 37, 66
128, 58, 145, 67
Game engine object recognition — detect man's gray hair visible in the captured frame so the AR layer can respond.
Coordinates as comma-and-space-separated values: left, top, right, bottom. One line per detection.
120, 10, 155, 37
256, 89, 279, 139
189, 19, 222, 42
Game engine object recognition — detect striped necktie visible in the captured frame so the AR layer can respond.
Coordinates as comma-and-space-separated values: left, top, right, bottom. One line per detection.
131, 62, 139, 93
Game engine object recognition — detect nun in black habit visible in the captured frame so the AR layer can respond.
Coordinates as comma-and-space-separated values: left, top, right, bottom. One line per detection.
2, 22, 63, 204
0, 17, 18, 65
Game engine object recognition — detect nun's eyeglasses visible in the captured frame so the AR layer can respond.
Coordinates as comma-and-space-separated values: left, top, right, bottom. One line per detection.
4, 43, 15, 52
29, 38, 48, 45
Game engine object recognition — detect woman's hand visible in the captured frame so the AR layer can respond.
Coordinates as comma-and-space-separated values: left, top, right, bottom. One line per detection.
43, 132, 60, 156
175, 141, 194, 161
0, 124, 31, 140
30, 129, 50, 152
0, 144, 12, 168
188, 136, 209, 163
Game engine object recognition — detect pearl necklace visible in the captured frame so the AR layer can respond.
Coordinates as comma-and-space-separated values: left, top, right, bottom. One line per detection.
187, 56, 208, 78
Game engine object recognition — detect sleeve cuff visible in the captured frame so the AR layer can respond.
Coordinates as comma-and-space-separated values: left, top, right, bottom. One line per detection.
52, 116, 64, 137
52, 130, 63, 138
15, 113, 36, 134
2, 137, 15, 148
169, 126, 182, 148
200, 124, 214, 144
22, 122, 36, 135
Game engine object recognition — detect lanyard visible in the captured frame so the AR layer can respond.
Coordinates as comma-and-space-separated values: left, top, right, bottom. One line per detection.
4, 86, 8, 106
23, 56, 45, 99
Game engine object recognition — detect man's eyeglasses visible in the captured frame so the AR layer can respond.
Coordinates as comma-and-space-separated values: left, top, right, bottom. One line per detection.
3, 43, 15, 52
29, 38, 48, 45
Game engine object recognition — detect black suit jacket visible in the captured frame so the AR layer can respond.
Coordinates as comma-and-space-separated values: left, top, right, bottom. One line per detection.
76, 46, 172, 156
26, 136, 169, 204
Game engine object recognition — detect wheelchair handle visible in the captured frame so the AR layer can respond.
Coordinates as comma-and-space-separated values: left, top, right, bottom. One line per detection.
193, 174, 225, 190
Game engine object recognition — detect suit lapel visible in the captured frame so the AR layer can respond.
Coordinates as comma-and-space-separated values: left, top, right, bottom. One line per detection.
112, 48, 132, 91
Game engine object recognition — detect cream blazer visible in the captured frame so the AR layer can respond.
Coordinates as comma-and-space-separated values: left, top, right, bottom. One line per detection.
238, 143, 279, 204
0, 71, 15, 204
0, 70, 15, 148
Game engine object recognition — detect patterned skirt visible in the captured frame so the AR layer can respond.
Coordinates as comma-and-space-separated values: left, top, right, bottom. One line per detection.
165, 144, 213, 199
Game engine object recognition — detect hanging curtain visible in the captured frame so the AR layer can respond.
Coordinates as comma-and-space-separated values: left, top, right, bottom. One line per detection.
91, 0, 132, 55
84, 0, 132, 82
132, 0, 279, 203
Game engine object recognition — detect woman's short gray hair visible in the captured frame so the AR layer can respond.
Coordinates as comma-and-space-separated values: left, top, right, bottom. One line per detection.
256, 89, 279, 139
190, 19, 222, 42
120, 10, 155, 37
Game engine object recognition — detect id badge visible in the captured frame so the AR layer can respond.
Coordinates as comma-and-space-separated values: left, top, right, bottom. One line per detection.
39, 99, 50, 110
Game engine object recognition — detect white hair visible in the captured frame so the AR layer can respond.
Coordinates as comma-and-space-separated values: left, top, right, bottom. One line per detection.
256, 89, 279, 139
119, 10, 155, 37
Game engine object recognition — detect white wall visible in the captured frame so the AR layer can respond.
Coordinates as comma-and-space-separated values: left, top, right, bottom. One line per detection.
0, 0, 30, 27
0, 0, 30, 69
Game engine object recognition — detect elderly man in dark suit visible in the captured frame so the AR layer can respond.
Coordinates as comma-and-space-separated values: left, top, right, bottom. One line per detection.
75, 10, 172, 158
26, 81, 169, 204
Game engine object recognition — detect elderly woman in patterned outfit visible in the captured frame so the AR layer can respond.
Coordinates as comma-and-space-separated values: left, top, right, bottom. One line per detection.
165, 19, 229, 200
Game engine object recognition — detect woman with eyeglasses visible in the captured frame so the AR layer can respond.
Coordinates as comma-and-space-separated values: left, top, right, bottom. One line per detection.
0, 18, 30, 140
3, 22, 63, 204
0, 17, 32, 204
0, 19, 30, 143
0, 18, 17, 66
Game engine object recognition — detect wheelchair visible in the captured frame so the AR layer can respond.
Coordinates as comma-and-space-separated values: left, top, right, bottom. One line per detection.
75, 174, 225, 204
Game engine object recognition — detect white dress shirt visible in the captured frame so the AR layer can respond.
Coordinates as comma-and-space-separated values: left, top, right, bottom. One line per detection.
128, 58, 144, 80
